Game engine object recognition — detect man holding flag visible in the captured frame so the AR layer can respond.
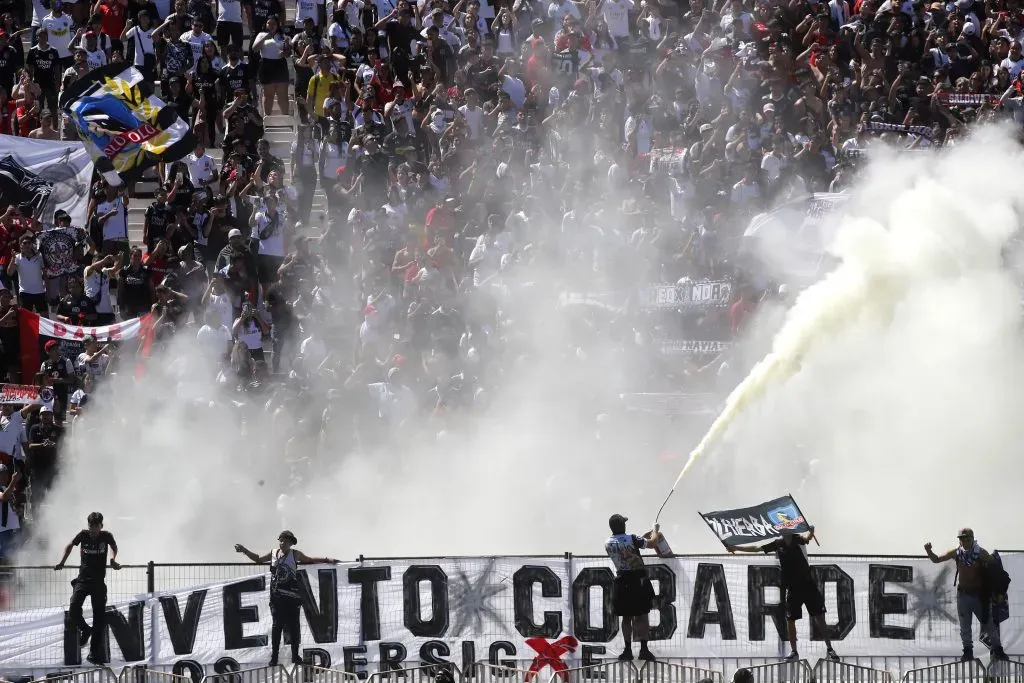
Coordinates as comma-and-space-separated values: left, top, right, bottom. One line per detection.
728, 526, 839, 663
604, 513, 661, 662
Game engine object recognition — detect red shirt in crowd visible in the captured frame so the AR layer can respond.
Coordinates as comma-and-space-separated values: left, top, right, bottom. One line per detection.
96, 0, 128, 40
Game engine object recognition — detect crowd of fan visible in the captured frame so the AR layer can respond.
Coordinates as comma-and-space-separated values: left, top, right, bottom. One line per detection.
0, 0, 1018, 553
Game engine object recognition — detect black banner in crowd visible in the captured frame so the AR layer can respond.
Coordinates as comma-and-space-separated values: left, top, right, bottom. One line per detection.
700, 495, 812, 548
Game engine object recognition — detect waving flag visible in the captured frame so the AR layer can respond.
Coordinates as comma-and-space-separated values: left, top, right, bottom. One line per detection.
58, 64, 194, 187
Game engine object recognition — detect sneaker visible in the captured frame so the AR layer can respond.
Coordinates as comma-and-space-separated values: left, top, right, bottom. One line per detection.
993, 648, 1010, 662
79, 628, 91, 648
85, 654, 103, 666
637, 648, 656, 662
961, 650, 974, 662
785, 651, 800, 662
268, 658, 279, 667
826, 648, 840, 662
617, 650, 634, 662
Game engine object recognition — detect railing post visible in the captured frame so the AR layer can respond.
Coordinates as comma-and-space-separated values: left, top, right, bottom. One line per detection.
564, 553, 574, 644
147, 561, 155, 594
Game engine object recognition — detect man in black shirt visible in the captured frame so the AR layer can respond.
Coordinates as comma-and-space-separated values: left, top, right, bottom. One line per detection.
55, 512, 121, 665
144, 187, 173, 252
27, 30, 60, 114
729, 527, 839, 662
0, 30, 22, 94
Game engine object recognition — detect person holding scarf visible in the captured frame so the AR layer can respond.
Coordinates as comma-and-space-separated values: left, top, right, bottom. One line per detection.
233, 531, 338, 666
925, 528, 1009, 662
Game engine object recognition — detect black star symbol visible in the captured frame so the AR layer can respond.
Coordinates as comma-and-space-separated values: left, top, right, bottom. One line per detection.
448, 559, 508, 637
905, 565, 957, 636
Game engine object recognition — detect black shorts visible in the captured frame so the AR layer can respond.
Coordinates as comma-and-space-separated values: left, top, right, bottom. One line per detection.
216, 21, 244, 49
611, 570, 655, 617
785, 581, 826, 621
258, 58, 289, 84
256, 254, 283, 284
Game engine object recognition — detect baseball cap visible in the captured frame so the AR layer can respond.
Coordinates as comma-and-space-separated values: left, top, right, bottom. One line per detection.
700, 123, 713, 134
40, 405, 53, 414
609, 513, 628, 529
44, 340, 59, 351
957, 527, 974, 538
228, 228, 243, 238
53, 209, 70, 221
83, 334, 96, 344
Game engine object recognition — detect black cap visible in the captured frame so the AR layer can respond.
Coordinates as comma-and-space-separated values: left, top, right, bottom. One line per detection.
609, 514, 628, 530
278, 530, 297, 544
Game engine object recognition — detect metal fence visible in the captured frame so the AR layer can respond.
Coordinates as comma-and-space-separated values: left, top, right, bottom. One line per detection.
734, 660, 814, 683
811, 660, 893, 682
898, 659, 988, 682
119, 669, 194, 683
28, 669, 119, 683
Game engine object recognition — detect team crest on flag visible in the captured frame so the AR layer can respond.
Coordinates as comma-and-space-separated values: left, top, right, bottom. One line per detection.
58, 64, 195, 186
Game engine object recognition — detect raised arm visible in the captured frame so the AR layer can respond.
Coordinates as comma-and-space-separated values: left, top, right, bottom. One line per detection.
234, 543, 272, 563
924, 542, 957, 563
294, 549, 339, 564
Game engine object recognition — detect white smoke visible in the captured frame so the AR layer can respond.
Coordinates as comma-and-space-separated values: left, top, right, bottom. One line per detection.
19, 126, 1024, 565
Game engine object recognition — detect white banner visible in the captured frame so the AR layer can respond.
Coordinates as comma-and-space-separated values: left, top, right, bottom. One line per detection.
35, 315, 144, 342
742, 193, 848, 283
639, 281, 733, 309
0, 135, 95, 228
0, 384, 55, 406
1, 554, 1021, 669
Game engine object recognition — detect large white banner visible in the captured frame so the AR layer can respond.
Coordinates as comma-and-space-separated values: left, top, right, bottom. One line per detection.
0, 135, 95, 228
1, 554, 1021, 671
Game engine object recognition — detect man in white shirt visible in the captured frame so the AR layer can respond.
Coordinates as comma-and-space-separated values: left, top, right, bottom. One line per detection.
0, 464, 23, 561
547, 0, 580, 35
0, 403, 42, 466
186, 141, 219, 192
41, 1, 75, 60
601, 0, 634, 39
181, 16, 212, 63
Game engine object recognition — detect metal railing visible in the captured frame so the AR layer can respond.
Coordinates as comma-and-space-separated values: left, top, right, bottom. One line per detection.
28, 669, 120, 683
811, 659, 893, 682
547, 662, 637, 683
368, 665, 460, 683
986, 658, 1024, 682
199, 666, 293, 683
635, 661, 722, 683
300, 667, 362, 683
733, 660, 814, 682
470, 663, 536, 683
118, 669, 194, 683
898, 659, 988, 682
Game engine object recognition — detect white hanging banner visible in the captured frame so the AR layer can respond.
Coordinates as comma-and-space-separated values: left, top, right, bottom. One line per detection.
0, 135, 95, 227
0, 554, 1019, 669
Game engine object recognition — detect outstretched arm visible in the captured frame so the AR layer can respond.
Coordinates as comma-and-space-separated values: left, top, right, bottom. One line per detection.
294, 550, 339, 564
234, 544, 272, 563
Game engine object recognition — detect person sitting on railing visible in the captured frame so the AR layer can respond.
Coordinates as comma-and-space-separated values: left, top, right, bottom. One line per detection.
54, 511, 122, 665
233, 530, 338, 666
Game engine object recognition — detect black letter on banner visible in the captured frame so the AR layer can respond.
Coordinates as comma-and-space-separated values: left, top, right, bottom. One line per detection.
868, 565, 914, 640
160, 591, 208, 654
172, 660, 204, 683
460, 641, 476, 674
419, 641, 452, 667
810, 565, 855, 641
298, 568, 338, 643
747, 566, 786, 641
572, 567, 618, 642
213, 656, 241, 683
343, 646, 369, 680
646, 564, 677, 640
489, 642, 516, 667
403, 565, 449, 637
513, 565, 563, 638
303, 648, 331, 668
94, 601, 146, 662
686, 564, 736, 640
348, 566, 390, 641
581, 646, 606, 670
223, 577, 268, 649
378, 642, 408, 671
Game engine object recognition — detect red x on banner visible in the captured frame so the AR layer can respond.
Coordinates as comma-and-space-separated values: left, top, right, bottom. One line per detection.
524, 636, 579, 682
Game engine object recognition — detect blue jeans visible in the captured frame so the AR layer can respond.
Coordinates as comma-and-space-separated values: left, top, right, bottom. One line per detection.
958, 591, 1000, 651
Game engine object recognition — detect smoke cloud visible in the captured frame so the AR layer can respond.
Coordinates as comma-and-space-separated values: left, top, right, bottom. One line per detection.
18, 126, 1024, 566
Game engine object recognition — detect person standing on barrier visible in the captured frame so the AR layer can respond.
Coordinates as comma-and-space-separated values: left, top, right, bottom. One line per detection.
234, 530, 339, 666
728, 526, 839, 663
54, 511, 121, 665
924, 528, 1009, 662
604, 513, 661, 662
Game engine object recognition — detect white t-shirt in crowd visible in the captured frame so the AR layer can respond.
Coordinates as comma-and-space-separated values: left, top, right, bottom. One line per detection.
297, 0, 324, 25
97, 197, 129, 242
218, 0, 243, 22
31, 0, 47, 26
84, 271, 114, 314
125, 26, 155, 66
235, 319, 263, 349
14, 253, 45, 294
198, 324, 232, 360
41, 13, 75, 58
187, 152, 217, 187
257, 32, 286, 59
457, 104, 483, 139
0, 411, 25, 461
207, 292, 234, 329
85, 47, 108, 70
320, 140, 349, 179
182, 31, 213, 62
601, 0, 634, 38
76, 351, 108, 379
252, 211, 285, 257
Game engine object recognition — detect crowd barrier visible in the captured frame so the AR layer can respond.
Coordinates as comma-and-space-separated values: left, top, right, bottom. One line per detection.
898, 659, 988, 682
811, 660, 893, 682
734, 661, 813, 683
28, 669, 119, 683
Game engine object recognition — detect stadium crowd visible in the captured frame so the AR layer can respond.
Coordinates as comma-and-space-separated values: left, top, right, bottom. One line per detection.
0, 0, 1016, 560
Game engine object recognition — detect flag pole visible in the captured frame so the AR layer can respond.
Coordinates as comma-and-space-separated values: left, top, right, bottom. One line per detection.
790, 493, 820, 546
